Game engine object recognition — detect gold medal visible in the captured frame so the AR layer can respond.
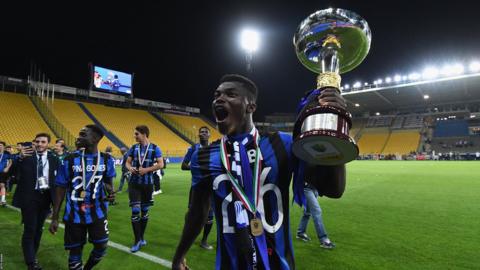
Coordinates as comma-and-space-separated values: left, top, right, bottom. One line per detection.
250, 218, 263, 236
80, 191, 86, 198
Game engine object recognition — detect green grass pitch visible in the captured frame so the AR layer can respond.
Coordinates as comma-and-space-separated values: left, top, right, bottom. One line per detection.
1, 161, 479, 269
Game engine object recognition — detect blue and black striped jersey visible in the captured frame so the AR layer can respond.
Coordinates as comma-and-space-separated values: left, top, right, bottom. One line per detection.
127, 143, 162, 185
191, 132, 303, 270
56, 151, 116, 224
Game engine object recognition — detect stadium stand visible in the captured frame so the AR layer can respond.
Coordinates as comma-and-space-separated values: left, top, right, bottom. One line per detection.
382, 129, 421, 155
357, 128, 390, 155
49, 98, 120, 155
83, 103, 191, 157
0, 91, 56, 145
161, 113, 222, 142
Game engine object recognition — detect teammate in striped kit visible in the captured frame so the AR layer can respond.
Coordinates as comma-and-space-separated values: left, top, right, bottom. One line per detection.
125, 125, 164, 252
49, 125, 116, 270
172, 74, 346, 270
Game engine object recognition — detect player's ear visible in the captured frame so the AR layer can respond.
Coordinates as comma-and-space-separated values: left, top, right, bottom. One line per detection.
246, 102, 256, 114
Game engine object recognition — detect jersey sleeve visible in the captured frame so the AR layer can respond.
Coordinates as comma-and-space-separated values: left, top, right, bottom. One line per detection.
106, 156, 116, 178
127, 145, 135, 158
190, 150, 203, 189
55, 157, 70, 188
154, 145, 162, 159
191, 144, 222, 191
182, 146, 195, 164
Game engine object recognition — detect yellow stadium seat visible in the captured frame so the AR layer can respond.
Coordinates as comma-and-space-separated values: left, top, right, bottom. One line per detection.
357, 128, 389, 155
50, 99, 119, 156
84, 103, 191, 157
0, 92, 56, 146
382, 130, 420, 155
162, 113, 222, 142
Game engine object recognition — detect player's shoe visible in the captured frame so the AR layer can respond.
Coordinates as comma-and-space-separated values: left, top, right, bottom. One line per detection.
320, 239, 335, 249
140, 239, 147, 246
200, 241, 213, 250
131, 241, 142, 253
296, 233, 311, 242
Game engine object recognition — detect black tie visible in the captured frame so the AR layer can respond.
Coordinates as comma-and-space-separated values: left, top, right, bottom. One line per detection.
37, 154, 44, 178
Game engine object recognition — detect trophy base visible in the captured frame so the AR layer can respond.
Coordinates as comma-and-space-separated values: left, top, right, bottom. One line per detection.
293, 131, 359, 165
293, 104, 358, 165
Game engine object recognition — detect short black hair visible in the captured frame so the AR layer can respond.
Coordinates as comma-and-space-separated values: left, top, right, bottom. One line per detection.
0, 141, 6, 146
85, 124, 104, 139
56, 138, 64, 143
35, 133, 51, 142
220, 74, 258, 102
199, 126, 210, 132
135, 125, 150, 138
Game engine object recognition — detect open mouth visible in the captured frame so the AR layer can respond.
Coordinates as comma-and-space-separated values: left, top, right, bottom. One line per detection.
214, 105, 229, 122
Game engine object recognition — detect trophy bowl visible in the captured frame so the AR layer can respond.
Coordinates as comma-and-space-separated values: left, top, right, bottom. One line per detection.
292, 8, 371, 165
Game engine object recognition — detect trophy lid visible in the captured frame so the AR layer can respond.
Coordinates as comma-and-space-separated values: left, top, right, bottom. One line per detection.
294, 8, 371, 74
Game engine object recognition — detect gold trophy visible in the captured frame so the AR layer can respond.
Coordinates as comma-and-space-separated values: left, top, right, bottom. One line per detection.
293, 8, 371, 165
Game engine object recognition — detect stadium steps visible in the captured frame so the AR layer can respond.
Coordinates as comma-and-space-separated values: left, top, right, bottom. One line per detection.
49, 98, 120, 156
76, 102, 128, 149
380, 130, 393, 154
161, 112, 222, 142
82, 103, 191, 157
149, 112, 195, 145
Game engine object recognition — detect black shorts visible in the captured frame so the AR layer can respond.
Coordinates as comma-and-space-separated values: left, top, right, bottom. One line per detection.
0, 172, 9, 184
128, 182, 154, 207
64, 218, 109, 249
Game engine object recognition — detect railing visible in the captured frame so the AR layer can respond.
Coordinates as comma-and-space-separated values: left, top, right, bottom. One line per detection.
30, 95, 76, 148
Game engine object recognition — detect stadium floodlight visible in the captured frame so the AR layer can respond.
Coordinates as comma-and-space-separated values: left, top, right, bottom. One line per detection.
451, 63, 464, 75
408, 72, 421, 80
364, 82, 368, 86
394, 75, 401, 82
422, 67, 439, 79
469, 61, 480, 72
385, 77, 392, 83
442, 63, 464, 76
240, 29, 260, 72
375, 112, 380, 116
344, 84, 350, 89
377, 78, 383, 84
355, 103, 360, 107
353, 81, 362, 88
423, 94, 430, 99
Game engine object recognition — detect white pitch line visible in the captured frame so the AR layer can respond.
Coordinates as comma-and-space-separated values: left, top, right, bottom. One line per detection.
5, 204, 172, 269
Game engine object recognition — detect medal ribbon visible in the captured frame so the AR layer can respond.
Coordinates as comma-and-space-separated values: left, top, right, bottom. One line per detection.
137, 143, 151, 167
220, 129, 262, 215
81, 149, 101, 192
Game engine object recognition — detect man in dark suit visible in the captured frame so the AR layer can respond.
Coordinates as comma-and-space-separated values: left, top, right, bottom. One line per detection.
13, 133, 60, 270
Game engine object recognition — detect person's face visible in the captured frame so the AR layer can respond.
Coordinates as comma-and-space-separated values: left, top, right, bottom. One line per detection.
54, 142, 63, 153
6, 147, 12, 154
134, 130, 147, 143
0, 144, 5, 152
16, 144, 22, 152
76, 127, 98, 149
198, 128, 211, 141
212, 82, 255, 135
35, 136, 49, 153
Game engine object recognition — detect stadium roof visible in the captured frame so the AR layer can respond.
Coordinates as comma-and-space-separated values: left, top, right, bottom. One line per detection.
343, 73, 480, 114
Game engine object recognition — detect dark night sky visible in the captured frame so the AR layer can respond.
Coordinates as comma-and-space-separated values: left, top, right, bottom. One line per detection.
1, 1, 479, 121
